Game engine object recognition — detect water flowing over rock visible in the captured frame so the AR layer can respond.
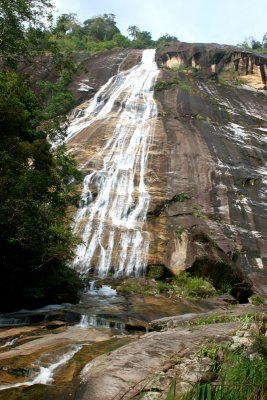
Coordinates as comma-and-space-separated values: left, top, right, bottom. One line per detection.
67, 49, 159, 277
64, 43, 267, 295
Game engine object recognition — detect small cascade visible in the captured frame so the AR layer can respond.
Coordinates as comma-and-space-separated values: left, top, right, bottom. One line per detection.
77, 281, 121, 329
68, 49, 159, 277
86, 281, 117, 296
0, 345, 82, 391
77, 315, 125, 330
0, 338, 17, 348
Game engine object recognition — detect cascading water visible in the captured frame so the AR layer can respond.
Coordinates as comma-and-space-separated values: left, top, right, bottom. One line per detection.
0, 345, 82, 391
67, 49, 159, 277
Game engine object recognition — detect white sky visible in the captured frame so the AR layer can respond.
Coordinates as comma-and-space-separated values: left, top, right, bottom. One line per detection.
53, 0, 266, 45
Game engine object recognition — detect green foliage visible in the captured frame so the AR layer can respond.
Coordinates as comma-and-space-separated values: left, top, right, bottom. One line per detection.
157, 281, 171, 293
192, 210, 209, 220
173, 193, 191, 202
166, 379, 176, 400
191, 203, 209, 220
250, 294, 265, 305
83, 14, 119, 42
217, 282, 233, 295
193, 314, 254, 325
146, 265, 166, 280
213, 354, 267, 400
131, 30, 155, 49
238, 33, 267, 53
51, 13, 131, 52
157, 33, 179, 45
197, 340, 230, 361
0, 2, 83, 311
127, 25, 140, 40
0, 0, 55, 67
154, 78, 192, 92
53, 13, 81, 35
0, 72, 82, 310
253, 334, 267, 357
37, 75, 76, 141
192, 383, 212, 400
51, 15, 156, 52
184, 331, 267, 400
175, 226, 186, 239
118, 278, 158, 295
113, 33, 131, 48
171, 272, 217, 298
156, 272, 217, 299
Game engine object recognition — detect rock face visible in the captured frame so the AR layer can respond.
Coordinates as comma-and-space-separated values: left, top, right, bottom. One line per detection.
156, 42, 267, 88
75, 319, 249, 400
68, 49, 143, 105
147, 42, 267, 298
66, 44, 267, 298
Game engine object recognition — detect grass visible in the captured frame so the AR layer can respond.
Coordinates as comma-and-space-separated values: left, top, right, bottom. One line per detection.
117, 278, 158, 295
157, 272, 217, 299
250, 294, 265, 305
117, 272, 218, 300
146, 265, 166, 280
177, 330, 267, 400
154, 78, 192, 92
253, 334, 267, 357
193, 314, 254, 325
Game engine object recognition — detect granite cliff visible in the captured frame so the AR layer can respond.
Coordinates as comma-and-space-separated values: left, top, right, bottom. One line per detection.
65, 43, 267, 300
150, 42, 267, 300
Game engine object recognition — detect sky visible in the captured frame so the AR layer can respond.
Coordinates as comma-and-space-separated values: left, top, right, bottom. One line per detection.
53, 0, 266, 46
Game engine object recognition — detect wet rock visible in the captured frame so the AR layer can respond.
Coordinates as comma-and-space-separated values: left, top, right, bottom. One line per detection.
45, 320, 68, 330
0, 365, 32, 377
217, 294, 238, 304
76, 322, 240, 400
144, 42, 267, 295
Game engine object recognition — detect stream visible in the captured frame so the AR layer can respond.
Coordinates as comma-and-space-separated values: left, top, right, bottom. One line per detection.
0, 281, 216, 398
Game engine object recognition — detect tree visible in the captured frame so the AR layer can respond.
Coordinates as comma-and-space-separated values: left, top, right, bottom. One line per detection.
113, 33, 131, 48
157, 33, 179, 43
131, 30, 154, 49
0, 0, 54, 66
83, 14, 120, 41
53, 13, 81, 35
251, 39, 262, 50
0, 71, 82, 311
127, 25, 140, 40
0, 1, 83, 311
262, 32, 267, 49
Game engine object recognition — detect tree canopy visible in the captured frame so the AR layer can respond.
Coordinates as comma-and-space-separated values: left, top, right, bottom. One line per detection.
238, 33, 267, 53
49, 12, 179, 52
0, 0, 83, 311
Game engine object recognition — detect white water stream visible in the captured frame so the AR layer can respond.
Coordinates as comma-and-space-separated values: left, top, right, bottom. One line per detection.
68, 49, 159, 276
0, 345, 82, 391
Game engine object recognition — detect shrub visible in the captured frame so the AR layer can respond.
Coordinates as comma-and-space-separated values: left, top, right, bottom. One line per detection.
154, 78, 192, 92
157, 281, 171, 293
250, 294, 265, 305
146, 265, 166, 280
171, 272, 217, 298
253, 334, 267, 357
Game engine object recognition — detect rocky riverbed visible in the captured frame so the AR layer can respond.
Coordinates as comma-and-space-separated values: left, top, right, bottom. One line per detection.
0, 285, 265, 399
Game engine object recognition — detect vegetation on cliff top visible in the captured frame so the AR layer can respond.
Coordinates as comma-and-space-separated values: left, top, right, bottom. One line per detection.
50, 13, 179, 52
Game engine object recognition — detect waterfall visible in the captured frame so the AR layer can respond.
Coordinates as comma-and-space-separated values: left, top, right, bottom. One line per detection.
67, 49, 159, 277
